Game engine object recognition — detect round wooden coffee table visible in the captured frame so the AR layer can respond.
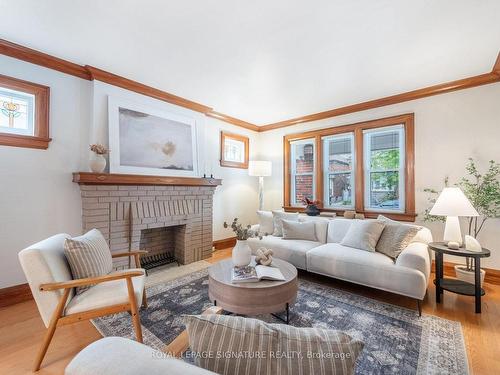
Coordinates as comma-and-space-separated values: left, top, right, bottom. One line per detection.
208, 257, 298, 323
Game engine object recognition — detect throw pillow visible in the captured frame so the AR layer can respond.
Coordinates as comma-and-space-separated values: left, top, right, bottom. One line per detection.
340, 220, 386, 252
184, 314, 364, 375
64, 229, 113, 294
327, 218, 354, 243
282, 219, 318, 241
376, 215, 422, 259
256, 210, 274, 235
299, 216, 330, 243
271, 210, 299, 236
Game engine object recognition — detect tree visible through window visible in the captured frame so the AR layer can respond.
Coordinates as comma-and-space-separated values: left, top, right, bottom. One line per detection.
284, 114, 414, 220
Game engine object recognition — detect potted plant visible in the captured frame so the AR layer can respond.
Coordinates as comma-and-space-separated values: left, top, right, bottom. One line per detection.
224, 218, 262, 267
89, 144, 109, 173
424, 158, 500, 285
302, 197, 321, 216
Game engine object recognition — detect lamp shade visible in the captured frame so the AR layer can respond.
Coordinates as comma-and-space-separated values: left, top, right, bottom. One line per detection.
429, 187, 479, 217
248, 161, 272, 177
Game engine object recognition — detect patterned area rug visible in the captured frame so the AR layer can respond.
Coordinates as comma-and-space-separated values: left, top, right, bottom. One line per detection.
92, 269, 468, 375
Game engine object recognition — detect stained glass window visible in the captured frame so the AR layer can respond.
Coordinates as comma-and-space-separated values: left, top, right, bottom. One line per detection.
0, 87, 35, 136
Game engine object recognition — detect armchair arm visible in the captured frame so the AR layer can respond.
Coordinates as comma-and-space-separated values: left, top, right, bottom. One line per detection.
112, 250, 148, 268
164, 306, 222, 357
111, 250, 148, 258
39, 270, 144, 291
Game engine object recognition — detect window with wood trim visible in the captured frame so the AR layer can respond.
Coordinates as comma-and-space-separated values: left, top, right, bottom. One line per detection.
284, 113, 415, 221
220, 131, 249, 169
0, 74, 50, 149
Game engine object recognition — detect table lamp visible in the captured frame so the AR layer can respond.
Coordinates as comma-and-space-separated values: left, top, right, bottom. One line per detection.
429, 187, 479, 248
249, 161, 272, 210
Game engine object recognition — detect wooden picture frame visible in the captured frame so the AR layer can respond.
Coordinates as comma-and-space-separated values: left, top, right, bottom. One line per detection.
0, 74, 50, 149
220, 131, 249, 169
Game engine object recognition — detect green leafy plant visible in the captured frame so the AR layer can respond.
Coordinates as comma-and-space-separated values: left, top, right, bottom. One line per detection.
459, 158, 500, 238
223, 218, 263, 240
423, 159, 500, 271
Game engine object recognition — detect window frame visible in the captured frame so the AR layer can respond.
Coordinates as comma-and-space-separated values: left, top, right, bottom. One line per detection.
0, 74, 50, 149
322, 133, 355, 210
363, 125, 406, 213
283, 113, 415, 221
219, 131, 249, 169
289, 138, 316, 206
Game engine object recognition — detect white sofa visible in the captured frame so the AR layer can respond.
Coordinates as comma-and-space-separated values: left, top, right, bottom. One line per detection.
248, 217, 432, 313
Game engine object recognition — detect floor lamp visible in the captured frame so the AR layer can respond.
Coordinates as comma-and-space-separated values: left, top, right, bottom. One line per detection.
249, 161, 272, 210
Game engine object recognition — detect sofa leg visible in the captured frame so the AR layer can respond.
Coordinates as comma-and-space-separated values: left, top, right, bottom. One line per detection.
142, 288, 148, 308
416, 299, 422, 317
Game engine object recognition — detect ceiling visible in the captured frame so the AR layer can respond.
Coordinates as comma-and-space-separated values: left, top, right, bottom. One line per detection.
1, 0, 499, 126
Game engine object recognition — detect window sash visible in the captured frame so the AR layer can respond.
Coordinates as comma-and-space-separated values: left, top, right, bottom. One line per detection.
322, 133, 355, 209
363, 125, 405, 213
290, 138, 315, 206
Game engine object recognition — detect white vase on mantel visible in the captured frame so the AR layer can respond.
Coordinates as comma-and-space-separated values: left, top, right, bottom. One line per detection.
89, 154, 106, 173
232, 240, 252, 267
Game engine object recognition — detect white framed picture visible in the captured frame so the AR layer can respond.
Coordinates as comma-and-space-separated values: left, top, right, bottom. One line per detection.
108, 96, 199, 177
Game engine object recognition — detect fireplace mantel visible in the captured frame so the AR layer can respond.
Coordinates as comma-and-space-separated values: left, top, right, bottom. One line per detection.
73, 172, 222, 186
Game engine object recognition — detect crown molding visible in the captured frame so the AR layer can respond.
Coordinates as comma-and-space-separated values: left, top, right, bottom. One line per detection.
493, 51, 500, 75
0, 38, 258, 131
206, 111, 259, 131
259, 71, 500, 131
0, 38, 91, 80
85, 65, 213, 114
2, 38, 499, 133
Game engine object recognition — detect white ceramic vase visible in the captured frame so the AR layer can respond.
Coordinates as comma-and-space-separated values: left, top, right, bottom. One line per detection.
89, 154, 106, 173
454, 265, 485, 287
232, 240, 252, 267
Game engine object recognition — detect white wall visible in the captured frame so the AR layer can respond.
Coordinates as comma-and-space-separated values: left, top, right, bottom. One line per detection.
90, 80, 260, 242
0, 61, 260, 288
0, 55, 90, 288
258, 82, 500, 269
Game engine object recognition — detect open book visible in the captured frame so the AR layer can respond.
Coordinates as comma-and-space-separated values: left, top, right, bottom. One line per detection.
231, 264, 286, 283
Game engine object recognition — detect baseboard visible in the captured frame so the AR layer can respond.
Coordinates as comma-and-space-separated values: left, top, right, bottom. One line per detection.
213, 236, 237, 250
432, 260, 500, 285
0, 283, 32, 308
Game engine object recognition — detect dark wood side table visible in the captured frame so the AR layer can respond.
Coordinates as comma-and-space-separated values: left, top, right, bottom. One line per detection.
429, 242, 491, 313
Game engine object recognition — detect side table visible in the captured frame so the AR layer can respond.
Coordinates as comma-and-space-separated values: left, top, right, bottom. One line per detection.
429, 242, 491, 313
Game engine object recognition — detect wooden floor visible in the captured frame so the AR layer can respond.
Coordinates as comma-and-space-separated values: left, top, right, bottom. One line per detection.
1, 248, 499, 374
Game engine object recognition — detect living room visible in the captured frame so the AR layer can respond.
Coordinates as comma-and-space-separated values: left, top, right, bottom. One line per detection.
0, 1, 499, 374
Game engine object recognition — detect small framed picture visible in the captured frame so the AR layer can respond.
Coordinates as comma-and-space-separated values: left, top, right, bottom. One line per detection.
220, 131, 249, 169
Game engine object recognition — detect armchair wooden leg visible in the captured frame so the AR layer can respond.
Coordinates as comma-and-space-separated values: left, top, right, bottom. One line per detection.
126, 277, 143, 343
142, 288, 148, 308
416, 299, 422, 317
33, 288, 70, 372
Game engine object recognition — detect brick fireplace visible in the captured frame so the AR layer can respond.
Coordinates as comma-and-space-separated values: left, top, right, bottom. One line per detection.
73, 173, 221, 269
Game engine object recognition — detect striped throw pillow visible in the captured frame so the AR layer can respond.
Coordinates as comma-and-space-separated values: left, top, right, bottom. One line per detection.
64, 229, 113, 294
184, 314, 364, 375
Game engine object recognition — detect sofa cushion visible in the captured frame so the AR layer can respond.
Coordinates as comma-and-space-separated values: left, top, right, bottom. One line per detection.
184, 314, 364, 375
65, 268, 145, 315
282, 219, 317, 241
376, 215, 421, 259
247, 235, 320, 269
64, 229, 114, 294
65, 337, 215, 375
326, 218, 353, 243
272, 211, 299, 236
340, 220, 385, 252
307, 243, 428, 299
257, 210, 274, 235
299, 216, 329, 243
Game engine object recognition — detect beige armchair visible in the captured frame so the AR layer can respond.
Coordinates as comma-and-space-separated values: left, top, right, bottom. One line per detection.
18, 233, 148, 371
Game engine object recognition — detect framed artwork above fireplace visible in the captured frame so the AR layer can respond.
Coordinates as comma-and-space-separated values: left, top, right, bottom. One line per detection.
108, 96, 199, 177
